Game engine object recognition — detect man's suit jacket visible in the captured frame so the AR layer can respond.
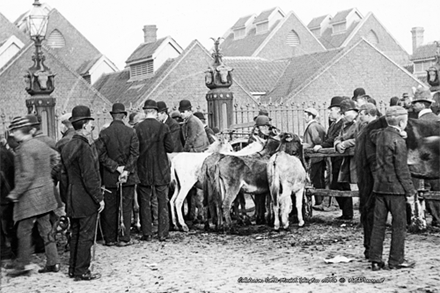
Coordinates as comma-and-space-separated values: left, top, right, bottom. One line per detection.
8, 138, 58, 222
181, 115, 209, 152
164, 116, 183, 152
98, 120, 140, 188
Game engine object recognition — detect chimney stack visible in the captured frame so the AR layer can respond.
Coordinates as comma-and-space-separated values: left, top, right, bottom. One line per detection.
143, 25, 157, 44
411, 27, 424, 55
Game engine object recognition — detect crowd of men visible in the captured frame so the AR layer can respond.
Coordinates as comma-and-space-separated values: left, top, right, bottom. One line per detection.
1, 86, 439, 280
301, 87, 440, 271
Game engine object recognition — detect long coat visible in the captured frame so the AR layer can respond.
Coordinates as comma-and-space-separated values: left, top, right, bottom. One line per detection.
98, 120, 140, 188
61, 134, 103, 218
181, 114, 209, 152
334, 119, 358, 183
8, 138, 58, 222
135, 118, 174, 186
303, 120, 326, 163
372, 126, 416, 195
164, 116, 183, 152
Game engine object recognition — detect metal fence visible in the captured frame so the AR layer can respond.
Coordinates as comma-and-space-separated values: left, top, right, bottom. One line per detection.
0, 101, 388, 141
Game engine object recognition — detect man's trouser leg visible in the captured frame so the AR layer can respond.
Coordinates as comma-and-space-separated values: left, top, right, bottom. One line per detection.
156, 185, 170, 239
101, 188, 118, 244
137, 185, 153, 237
120, 186, 134, 242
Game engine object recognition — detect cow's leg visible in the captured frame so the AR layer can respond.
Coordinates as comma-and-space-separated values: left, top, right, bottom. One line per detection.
175, 182, 196, 232
169, 182, 180, 231
194, 188, 204, 223
273, 194, 281, 231
280, 184, 293, 230
295, 187, 305, 227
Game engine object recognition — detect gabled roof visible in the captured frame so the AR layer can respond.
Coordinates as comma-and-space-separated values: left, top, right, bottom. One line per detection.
317, 21, 359, 49
77, 55, 103, 75
265, 49, 343, 102
126, 37, 167, 64
329, 8, 353, 24
220, 23, 279, 56
94, 59, 175, 106
411, 42, 440, 61
223, 57, 288, 93
232, 15, 254, 30
0, 12, 29, 45
254, 7, 281, 24
308, 15, 330, 29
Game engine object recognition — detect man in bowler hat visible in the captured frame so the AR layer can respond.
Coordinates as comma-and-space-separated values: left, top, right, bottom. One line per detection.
61, 105, 104, 281
157, 101, 183, 152
178, 99, 210, 152
314, 96, 351, 214
135, 100, 174, 241
98, 103, 139, 246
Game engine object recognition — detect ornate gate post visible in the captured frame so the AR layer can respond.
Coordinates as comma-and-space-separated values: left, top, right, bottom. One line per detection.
205, 38, 234, 131
24, 0, 56, 138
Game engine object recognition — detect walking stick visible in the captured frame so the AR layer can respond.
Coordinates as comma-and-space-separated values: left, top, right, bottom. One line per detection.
90, 213, 100, 272
118, 181, 126, 241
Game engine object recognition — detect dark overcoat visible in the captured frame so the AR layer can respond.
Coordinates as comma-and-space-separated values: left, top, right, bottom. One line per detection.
164, 116, 183, 152
135, 118, 174, 186
61, 134, 103, 218
372, 126, 416, 195
334, 120, 358, 183
98, 120, 140, 188
8, 138, 58, 222
321, 118, 344, 148
181, 115, 209, 152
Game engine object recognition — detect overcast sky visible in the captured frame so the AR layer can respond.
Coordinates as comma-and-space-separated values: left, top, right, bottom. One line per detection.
1, 0, 439, 69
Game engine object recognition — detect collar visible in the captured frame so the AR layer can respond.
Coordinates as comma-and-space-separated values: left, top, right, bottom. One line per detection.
305, 119, 316, 128
418, 108, 432, 118
389, 125, 401, 132
335, 116, 343, 124
163, 116, 168, 123
73, 133, 92, 144
111, 120, 125, 125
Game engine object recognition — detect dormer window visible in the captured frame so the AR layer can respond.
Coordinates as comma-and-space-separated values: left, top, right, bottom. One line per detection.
256, 22, 269, 34
130, 60, 153, 78
234, 28, 246, 39
332, 23, 346, 34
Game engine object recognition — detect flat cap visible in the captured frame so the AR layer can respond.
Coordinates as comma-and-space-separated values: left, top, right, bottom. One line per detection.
385, 106, 408, 117
304, 107, 319, 117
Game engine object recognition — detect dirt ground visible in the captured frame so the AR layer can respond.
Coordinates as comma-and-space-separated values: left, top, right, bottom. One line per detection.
1, 205, 440, 293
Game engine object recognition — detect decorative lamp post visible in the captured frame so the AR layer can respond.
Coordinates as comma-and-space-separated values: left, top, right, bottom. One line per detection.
205, 37, 234, 131
24, 0, 56, 138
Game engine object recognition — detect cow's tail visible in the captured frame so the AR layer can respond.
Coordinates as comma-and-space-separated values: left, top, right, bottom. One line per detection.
268, 155, 280, 207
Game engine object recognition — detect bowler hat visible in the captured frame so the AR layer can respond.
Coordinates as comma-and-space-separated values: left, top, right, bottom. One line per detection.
69, 105, 94, 123
157, 101, 168, 113
340, 99, 359, 114
304, 107, 319, 117
352, 88, 366, 100
110, 103, 127, 115
328, 96, 346, 109
8, 115, 40, 131
412, 87, 434, 104
143, 99, 158, 110
193, 112, 205, 121
178, 100, 192, 112
386, 106, 408, 117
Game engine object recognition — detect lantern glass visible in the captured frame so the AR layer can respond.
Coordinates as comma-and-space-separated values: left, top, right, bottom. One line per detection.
27, 0, 48, 38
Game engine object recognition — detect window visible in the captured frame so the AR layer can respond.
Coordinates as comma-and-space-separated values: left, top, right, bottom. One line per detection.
256, 22, 269, 34
287, 30, 300, 47
366, 30, 379, 45
414, 60, 435, 73
47, 29, 65, 49
130, 60, 154, 78
332, 23, 346, 34
234, 28, 246, 39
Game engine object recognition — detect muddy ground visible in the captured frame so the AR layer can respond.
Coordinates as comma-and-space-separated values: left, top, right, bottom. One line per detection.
1, 206, 440, 293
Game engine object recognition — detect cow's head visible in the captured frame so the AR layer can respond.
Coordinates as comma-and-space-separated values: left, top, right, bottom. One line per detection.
406, 119, 440, 179
278, 132, 306, 167
216, 65, 232, 84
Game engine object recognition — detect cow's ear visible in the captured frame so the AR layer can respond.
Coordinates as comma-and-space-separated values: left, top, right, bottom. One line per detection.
271, 128, 280, 135
285, 134, 293, 142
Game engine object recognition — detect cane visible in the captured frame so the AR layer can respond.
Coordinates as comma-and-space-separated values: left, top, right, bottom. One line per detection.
118, 181, 126, 241
90, 213, 100, 273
